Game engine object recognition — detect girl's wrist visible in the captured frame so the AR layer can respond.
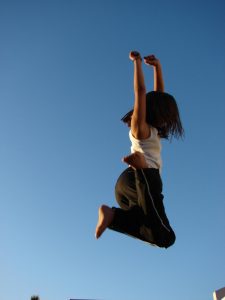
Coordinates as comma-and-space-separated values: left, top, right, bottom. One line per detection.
153, 62, 161, 68
133, 56, 142, 62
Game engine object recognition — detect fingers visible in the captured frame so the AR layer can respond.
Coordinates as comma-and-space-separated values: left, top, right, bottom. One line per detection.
144, 54, 156, 62
144, 54, 156, 60
129, 50, 141, 61
144, 54, 159, 66
131, 51, 140, 57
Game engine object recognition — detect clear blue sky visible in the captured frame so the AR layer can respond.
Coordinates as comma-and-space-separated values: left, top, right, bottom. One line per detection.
0, 1, 224, 300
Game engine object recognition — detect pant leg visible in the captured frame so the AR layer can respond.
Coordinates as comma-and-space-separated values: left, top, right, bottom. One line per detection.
135, 168, 176, 248
114, 167, 138, 209
108, 168, 145, 240
109, 167, 156, 245
109, 167, 176, 248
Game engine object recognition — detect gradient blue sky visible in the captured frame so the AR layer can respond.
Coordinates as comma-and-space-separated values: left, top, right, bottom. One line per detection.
0, 1, 224, 300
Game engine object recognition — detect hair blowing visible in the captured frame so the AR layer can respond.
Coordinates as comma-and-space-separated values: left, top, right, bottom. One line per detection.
146, 91, 184, 139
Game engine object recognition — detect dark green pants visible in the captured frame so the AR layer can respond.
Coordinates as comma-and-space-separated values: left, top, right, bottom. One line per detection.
109, 167, 176, 248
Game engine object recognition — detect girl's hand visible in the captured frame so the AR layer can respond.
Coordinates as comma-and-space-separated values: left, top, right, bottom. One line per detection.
129, 51, 142, 61
144, 55, 160, 67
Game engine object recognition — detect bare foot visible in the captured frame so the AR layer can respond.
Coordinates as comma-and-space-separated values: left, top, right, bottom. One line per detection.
95, 205, 115, 239
122, 151, 148, 169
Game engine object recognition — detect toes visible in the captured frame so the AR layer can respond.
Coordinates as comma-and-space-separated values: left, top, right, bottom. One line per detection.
95, 227, 101, 239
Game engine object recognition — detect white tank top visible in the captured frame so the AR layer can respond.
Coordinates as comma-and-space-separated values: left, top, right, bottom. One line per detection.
129, 127, 162, 172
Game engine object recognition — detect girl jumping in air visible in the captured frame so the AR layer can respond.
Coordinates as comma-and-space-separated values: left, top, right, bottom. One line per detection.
95, 51, 184, 248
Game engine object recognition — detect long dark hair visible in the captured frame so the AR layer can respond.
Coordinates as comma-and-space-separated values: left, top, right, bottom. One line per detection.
146, 91, 184, 139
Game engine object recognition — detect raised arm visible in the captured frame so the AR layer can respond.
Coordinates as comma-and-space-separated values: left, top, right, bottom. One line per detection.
129, 51, 150, 140
144, 55, 164, 92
